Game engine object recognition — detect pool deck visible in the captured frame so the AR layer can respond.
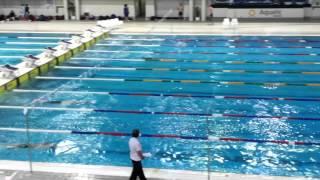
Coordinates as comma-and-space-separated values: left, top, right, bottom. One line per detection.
0, 20, 319, 180
0, 160, 311, 180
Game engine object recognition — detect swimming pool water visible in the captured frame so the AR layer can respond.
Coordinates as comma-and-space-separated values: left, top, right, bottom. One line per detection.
0, 33, 72, 65
0, 34, 319, 178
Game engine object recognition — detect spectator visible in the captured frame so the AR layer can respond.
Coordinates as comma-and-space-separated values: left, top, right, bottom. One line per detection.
24, 4, 30, 17
208, 4, 214, 21
8, 10, 16, 20
124, 4, 129, 21
177, 3, 184, 20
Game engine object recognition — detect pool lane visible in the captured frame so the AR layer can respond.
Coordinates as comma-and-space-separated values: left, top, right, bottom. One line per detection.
0, 33, 72, 65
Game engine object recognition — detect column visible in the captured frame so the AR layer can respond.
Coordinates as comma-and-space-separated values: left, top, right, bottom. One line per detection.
63, 0, 69, 20
75, 0, 80, 20
201, 0, 207, 21
146, 0, 156, 20
189, 0, 194, 21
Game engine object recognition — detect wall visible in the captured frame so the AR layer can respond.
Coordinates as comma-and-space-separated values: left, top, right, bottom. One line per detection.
80, 0, 136, 18
154, 0, 210, 18
1, 0, 319, 19
155, 0, 189, 17
0, 0, 135, 18
0, 0, 59, 16
304, 7, 320, 17
145, 0, 156, 19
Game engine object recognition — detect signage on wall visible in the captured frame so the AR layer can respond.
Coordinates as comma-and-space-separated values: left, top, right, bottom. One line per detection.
248, 9, 282, 17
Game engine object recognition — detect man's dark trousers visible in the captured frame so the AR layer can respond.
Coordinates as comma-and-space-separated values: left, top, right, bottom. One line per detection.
130, 160, 147, 180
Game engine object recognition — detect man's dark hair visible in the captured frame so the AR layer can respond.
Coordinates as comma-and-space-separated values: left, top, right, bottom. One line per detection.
132, 129, 140, 137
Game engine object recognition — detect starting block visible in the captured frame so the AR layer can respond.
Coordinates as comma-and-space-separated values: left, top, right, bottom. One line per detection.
44, 47, 57, 58
0, 64, 18, 78
23, 55, 40, 68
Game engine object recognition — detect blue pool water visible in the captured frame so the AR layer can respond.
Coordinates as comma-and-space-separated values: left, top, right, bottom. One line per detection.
0, 34, 320, 178
0, 33, 72, 65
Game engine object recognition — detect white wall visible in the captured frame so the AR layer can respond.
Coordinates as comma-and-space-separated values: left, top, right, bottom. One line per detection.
146, 0, 155, 19
304, 7, 320, 18
0, 0, 135, 18
80, 0, 136, 17
155, 0, 189, 17
0, 0, 58, 16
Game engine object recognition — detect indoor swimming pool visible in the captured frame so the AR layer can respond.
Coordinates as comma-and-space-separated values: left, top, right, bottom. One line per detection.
0, 34, 319, 178
0, 33, 71, 65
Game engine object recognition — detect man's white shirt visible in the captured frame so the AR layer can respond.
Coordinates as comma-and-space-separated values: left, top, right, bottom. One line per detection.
129, 137, 142, 161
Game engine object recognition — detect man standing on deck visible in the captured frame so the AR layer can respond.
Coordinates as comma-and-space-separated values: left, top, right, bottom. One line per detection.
129, 129, 147, 180
24, 4, 30, 17
124, 4, 129, 21
177, 3, 184, 20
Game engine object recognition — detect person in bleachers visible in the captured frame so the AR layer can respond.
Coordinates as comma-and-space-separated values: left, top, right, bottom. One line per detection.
7, 10, 16, 21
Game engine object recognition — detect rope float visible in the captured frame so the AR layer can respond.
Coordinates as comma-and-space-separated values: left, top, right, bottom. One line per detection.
167, 38, 320, 43
157, 44, 320, 49
13, 89, 320, 102
55, 65, 320, 75
87, 50, 319, 56
106, 37, 320, 43
0, 105, 320, 121
71, 57, 320, 66
35, 76, 320, 87
0, 127, 319, 146
152, 51, 319, 56
97, 43, 319, 49
144, 58, 320, 65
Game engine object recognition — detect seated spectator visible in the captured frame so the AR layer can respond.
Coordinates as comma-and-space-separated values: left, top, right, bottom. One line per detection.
111, 14, 117, 19
89, 15, 96, 20
83, 12, 90, 20
38, 15, 48, 21
29, 14, 36, 21
0, 15, 5, 21
7, 10, 16, 21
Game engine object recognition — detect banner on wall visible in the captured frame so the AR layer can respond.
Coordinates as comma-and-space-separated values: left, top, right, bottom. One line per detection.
247, 9, 282, 18
236, 8, 304, 18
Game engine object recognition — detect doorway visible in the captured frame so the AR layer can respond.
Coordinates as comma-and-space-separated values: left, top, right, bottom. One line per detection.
135, 0, 146, 18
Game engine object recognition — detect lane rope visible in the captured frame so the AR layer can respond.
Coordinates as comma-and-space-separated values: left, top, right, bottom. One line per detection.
71, 57, 320, 65
0, 48, 43, 51
0, 127, 318, 146
17, 37, 70, 40
5, 42, 57, 45
72, 57, 145, 62
85, 49, 319, 56
0, 105, 319, 121
99, 43, 319, 49
0, 56, 24, 59
35, 76, 320, 87
55, 65, 320, 75
97, 44, 160, 47
13, 89, 320, 102
105, 38, 164, 41
86, 50, 153, 54
166, 38, 320, 44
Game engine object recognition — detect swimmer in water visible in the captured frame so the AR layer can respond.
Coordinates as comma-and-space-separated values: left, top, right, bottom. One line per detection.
6, 142, 57, 153
38, 99, 96, 106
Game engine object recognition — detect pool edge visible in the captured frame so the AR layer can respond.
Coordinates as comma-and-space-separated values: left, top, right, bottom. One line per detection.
0, 160, 310, 180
